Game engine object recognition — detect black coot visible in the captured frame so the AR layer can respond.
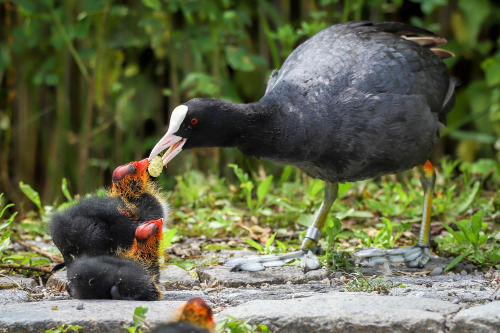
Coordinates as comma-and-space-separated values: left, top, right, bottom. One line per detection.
149, 21, 457, 271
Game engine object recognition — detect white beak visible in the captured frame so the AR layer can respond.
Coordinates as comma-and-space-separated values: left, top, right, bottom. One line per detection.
148, 105, 188, 166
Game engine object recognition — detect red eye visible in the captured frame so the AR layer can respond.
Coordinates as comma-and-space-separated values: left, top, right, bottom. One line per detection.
190, 118, 198, 125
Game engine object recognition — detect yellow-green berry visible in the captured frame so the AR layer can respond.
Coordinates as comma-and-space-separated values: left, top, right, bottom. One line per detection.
148, 156, 163, 177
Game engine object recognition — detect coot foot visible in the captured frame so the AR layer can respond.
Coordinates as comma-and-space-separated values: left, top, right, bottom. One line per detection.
226, 183, 339, 273
355, 245, 430, 268
355, 161, 436, 269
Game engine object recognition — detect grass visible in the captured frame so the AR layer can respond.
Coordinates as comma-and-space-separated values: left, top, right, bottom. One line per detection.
0, 158, 499, 280
341, 270, 404, 294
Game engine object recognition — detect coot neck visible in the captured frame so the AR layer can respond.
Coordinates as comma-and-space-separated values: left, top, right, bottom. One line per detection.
187, 98, 272, 149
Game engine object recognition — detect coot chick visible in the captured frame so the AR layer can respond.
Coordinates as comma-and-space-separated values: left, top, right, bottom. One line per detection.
150, 298, 215, 333
66, 255, 160, 300
149, 21, 457, 271
122, 218, 164, 281
50, 159, 169, 269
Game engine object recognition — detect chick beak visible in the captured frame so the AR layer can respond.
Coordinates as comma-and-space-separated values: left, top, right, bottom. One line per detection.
149, 133, 187, 166
135, 218, 163, 241
132, 158, 150, 174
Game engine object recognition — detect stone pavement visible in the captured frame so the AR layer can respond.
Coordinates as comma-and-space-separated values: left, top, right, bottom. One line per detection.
0, 252, 499, 332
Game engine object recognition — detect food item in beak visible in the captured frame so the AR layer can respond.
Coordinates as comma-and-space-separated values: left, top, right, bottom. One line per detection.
148, 155, 164, 177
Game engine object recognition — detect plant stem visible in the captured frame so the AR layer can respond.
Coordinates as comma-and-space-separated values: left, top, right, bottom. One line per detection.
0, 263, 52, 274
12, 238, 63, 263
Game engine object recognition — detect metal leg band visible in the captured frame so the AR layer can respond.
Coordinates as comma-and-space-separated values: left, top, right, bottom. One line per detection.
305, 226, 322, 243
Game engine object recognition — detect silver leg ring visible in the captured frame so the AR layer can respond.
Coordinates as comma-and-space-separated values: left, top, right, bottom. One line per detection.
305, 226, 322, 243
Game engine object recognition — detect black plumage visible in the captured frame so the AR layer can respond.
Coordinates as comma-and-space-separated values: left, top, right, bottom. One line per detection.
50, 159, 168, 269
150, 323, 210, 333
149, 21, 457, 271
153, 22, 455, 182
65, 255, 160, 301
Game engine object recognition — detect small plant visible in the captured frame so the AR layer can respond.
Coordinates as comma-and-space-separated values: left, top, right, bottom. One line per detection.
45, 324, 83, 333
322, 217, 356, 271
371, 217, 410, 249
0, 194, 17, 255
123, 306, 148, 333
243, 232, 287, 254
159, 228, 177, 265
229, 164, 274, 217
342, 270, 402, 294
348, 217, 410, 249
169, 258, 197, 271
217, 316, 270, 333
19, 182, 45, 219
437, 211, 500, 270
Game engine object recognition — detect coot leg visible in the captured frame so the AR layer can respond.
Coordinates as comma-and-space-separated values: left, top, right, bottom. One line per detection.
355, 161, 435, 268
225, 182, 339, 272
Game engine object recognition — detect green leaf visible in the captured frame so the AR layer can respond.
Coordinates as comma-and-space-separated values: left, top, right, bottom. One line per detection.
325, 217, 342, 245
132, 306, 148, 327
337, 182, 352, 198
444, 248, 472, 271
160, 228, 177, 251
457, 181, 480, 213
61, 178, 72, 202
243, 237, 264, 253
279, 166, 292, 184
265, 232, 277, 251
0, 230, 11, 253
141, 0, 161, 11
19, 182, 44, 216
470, 211, 483, 240
298, 213, 315, 227
45, 73, 59, 86
275, 239, 287, 252
455, 220, 473, 243
307, 180, 323, 198
441, 222, 462, 242
473, 248, 485, 263
257, 175, 273, 208
380, 217, 393, 244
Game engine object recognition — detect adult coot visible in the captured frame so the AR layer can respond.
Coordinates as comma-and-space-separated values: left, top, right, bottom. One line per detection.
149, 21, 457, 272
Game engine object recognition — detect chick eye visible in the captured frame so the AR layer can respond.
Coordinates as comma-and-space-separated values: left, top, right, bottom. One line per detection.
190, 118, 198, 125
88, 278, 95, 286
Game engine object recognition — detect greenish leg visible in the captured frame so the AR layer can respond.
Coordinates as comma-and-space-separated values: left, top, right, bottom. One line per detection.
355, 161, 435, 268
299, 182, 338, 272
418, 160, 436, 247
300, 182, 339, 252
225, 182, 339, 272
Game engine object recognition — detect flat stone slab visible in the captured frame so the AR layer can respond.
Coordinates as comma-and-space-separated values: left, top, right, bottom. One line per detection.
386, 273, 496, 303
0, 290, 30, 304
450, 301, 500, 333
216, 294, 461, 332
160, 265, 200, 290
0, 274, 37, 289
196, 265, 329, 287
0, 299, 186, 332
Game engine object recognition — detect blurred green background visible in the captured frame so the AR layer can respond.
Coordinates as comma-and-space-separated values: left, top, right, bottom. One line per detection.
1, 0, 499, 211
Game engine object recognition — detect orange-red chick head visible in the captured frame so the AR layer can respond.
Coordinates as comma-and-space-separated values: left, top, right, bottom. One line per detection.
173, 298, 215, 332
111, 158, 152, 200
127, 219, 163, 261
